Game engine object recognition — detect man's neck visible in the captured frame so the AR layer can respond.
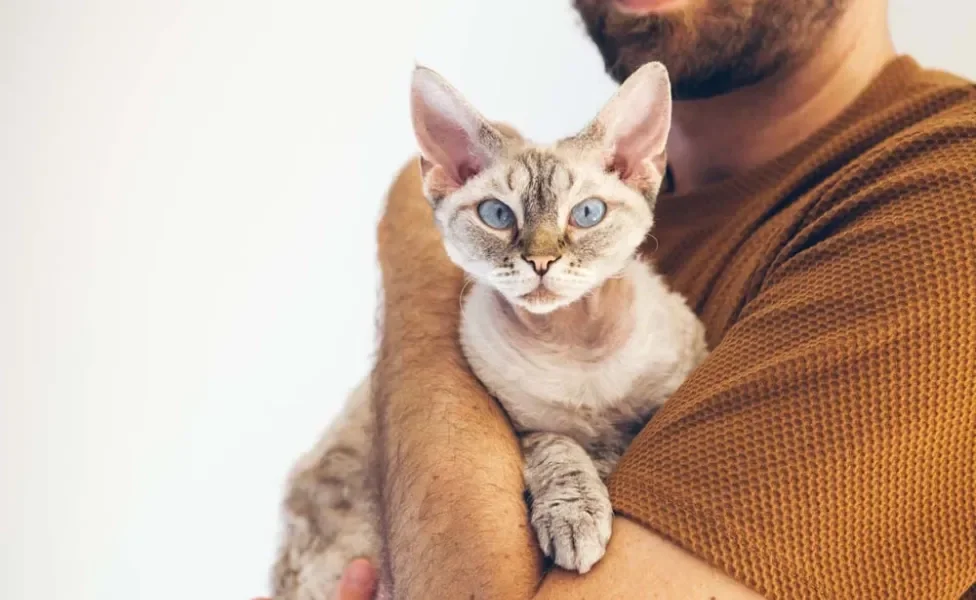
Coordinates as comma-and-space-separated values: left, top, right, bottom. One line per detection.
666, 1, 896, 193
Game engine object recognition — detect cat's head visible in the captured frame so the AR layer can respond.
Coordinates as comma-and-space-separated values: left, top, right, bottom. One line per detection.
410, 62, 671, 314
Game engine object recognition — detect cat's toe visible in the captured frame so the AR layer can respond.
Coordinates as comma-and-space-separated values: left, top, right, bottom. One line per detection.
532, 495, 613, 574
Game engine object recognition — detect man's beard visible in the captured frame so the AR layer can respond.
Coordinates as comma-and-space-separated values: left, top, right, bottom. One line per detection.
574, 0, 848, 99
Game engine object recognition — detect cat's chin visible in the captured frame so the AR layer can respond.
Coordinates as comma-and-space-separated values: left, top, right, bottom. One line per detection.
509, 289, 580, 315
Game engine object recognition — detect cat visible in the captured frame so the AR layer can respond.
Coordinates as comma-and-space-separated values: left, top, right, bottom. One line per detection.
271, 61, 708, 600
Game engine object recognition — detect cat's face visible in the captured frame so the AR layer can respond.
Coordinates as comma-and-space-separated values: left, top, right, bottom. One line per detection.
432, 146, 653, 313
411, 63, 672, 314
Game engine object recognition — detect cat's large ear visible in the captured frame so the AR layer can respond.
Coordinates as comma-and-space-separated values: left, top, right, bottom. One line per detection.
578, 61, 672, 194
411, 66, 504, 202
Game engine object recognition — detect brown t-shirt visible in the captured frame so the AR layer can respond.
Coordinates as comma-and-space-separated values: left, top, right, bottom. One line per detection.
608, 56, 976, 599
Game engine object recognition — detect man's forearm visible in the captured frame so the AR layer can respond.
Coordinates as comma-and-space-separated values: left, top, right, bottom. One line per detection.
372, 160, 543, 599
372, 349, 542, 599
535, 518, 766, 600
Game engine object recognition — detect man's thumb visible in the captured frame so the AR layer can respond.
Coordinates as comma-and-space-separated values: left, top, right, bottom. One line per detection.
337, 559, 378, 600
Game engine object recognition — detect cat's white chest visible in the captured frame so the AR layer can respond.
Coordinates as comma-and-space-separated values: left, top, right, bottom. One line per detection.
459, 261, 707, 444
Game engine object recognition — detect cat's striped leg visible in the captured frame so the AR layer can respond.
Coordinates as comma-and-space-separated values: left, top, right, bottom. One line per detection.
521, 432, 613, 574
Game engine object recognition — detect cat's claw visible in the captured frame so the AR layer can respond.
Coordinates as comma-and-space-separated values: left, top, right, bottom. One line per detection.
531, 490, 613, 573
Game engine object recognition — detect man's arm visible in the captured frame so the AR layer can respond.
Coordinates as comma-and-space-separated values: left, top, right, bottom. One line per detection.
605, 144, 976, 598
536, 518, 764, 600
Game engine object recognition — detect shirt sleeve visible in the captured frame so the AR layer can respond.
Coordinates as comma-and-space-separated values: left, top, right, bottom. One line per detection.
608, 136, 976, 599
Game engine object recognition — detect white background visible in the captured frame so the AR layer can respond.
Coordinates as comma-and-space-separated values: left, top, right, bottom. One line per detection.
1, 1, 973, 599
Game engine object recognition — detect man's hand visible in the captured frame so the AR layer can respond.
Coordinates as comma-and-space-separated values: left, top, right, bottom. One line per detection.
252, 559, 379, 600
333, 559, 379, 600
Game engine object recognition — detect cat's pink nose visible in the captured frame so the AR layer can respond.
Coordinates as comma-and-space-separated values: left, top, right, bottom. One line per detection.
522, 254, 560, 276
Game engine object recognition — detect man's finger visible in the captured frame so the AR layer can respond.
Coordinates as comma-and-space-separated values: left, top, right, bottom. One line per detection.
337, 558, 378, 600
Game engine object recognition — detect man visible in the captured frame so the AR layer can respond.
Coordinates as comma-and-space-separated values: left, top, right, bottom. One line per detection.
317, 0, 976, 597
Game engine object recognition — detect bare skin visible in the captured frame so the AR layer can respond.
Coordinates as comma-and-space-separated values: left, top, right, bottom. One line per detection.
325, 0, 897, 598
332, 560, 378, 600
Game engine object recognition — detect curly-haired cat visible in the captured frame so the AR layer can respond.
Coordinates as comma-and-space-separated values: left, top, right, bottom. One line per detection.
271, 62, 707, 600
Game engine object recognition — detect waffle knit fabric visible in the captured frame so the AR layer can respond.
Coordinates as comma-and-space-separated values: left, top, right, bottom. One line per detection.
608, 56, 976, 599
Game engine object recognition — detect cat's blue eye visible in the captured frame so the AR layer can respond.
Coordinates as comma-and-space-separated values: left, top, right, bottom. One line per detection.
570, 198, 607, 228
477, 199, 516, 230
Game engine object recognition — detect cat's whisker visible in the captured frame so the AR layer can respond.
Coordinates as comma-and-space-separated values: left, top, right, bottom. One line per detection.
458, 276, 475, 309
645, 234, 660, 255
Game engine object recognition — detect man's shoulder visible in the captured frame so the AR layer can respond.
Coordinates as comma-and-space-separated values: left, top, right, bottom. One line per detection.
771, 67, 976, 269
823, 69, 976, 204
889, 66, 976, 152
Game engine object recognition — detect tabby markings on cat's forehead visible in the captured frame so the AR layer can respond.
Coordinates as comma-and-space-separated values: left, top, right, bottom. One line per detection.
504, 150, 583, 261
509, 149, 576, 222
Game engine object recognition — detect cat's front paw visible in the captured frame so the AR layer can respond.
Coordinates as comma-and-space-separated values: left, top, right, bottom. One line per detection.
530, 480, 613, 574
